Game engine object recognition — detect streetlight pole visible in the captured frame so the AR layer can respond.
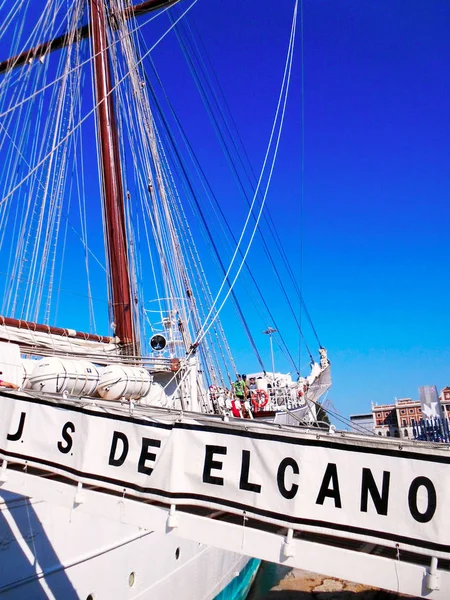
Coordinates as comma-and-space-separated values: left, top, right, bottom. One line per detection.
263, 327, 277, 379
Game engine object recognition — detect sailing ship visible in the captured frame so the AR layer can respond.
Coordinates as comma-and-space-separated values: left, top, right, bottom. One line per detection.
4, 2, 446, 599
0, 0, 328, 597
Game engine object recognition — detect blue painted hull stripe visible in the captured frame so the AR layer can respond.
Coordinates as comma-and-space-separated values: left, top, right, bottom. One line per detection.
214, 558, 261, 600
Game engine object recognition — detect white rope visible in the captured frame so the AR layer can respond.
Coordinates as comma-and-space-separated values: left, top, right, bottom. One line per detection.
0, 0, 199, 210
0, 2, 175, 120
114, 2, 189, 333
194, 0, 298, 346
2, 2, 77, 319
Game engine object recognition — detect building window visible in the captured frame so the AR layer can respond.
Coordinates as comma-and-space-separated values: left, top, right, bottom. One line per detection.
386, 431, 391, 437
402, 419, 406, 427
409, 409, 414, 414
400, 410, 405, 415
404, 429, 408, 437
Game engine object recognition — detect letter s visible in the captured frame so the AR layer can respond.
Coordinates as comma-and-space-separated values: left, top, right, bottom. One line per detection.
57, 421, 75, 454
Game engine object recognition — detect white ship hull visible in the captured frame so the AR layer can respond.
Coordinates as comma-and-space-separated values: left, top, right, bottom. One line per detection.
0, 484, 252, 599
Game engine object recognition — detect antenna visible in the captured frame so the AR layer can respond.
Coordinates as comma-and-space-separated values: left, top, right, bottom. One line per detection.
263, 327, 277, 377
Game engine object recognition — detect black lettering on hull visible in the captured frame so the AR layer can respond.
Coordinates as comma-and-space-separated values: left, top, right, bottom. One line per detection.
316, 463, 342, 508
277, 457, 299, 500
138, 438, 161, 476
360, 468, 390, 515
7, 412, 26, 441
57, 421, 75, 454
408, 476, 437, 523
239, 450, 261, 493
109, 431, 129, 467
203, 445, 227, 486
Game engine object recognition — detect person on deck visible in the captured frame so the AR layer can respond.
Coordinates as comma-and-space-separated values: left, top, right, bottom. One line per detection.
241, 374, 250, 399
233, 374, 245, 400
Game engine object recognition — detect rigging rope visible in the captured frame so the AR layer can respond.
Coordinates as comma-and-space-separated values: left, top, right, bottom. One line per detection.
182, 11, 321, 350
142, 64, 266, 373
299, 0, 305, 367
0, 0, 200, 209
194, 1, 298, 347
172, 3, 316, 365
0, 1, 175, 118
140, 51, 299, 372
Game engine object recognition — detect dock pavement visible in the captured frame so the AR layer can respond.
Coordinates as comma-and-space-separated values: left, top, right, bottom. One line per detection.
259, 568, 417, 599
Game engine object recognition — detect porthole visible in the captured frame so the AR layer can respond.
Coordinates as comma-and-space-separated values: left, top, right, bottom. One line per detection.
129, 572, 136, 587
175, 547, 180, 560
86, 595, 95, 600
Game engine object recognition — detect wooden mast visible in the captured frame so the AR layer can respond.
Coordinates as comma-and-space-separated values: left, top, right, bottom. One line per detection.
89, 0, 135, 352
0, 0, 179, 350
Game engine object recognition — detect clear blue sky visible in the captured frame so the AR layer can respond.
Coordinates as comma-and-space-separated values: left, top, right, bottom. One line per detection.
1, 1, 449, 419
154, 0, 450, 417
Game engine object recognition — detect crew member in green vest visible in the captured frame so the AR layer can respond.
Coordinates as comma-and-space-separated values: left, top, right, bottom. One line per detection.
233, 374, 245, 400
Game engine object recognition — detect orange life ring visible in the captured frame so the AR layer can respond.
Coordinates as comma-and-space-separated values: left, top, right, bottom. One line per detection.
251, 389, 269, 410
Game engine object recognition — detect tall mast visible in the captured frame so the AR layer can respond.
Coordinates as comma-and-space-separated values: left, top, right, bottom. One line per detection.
0, 0, 180, 347
89, 0, 135, 351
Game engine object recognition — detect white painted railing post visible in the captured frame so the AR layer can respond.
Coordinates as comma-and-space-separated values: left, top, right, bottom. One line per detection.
281, 528, 295, 559
188, 356, 199, 412
167, 504, 178, 529
426, 557, 440, 591
0, 459, 7, 482
74, 482, 85, 504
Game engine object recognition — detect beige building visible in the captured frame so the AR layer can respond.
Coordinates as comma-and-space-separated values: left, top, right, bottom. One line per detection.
371, 388, 450, 439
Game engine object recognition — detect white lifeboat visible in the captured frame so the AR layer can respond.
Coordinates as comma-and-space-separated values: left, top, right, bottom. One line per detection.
28, 358, 100, 396
97, 365, 152, 400
140, 381, 168, 407
21, 358, 41, 388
